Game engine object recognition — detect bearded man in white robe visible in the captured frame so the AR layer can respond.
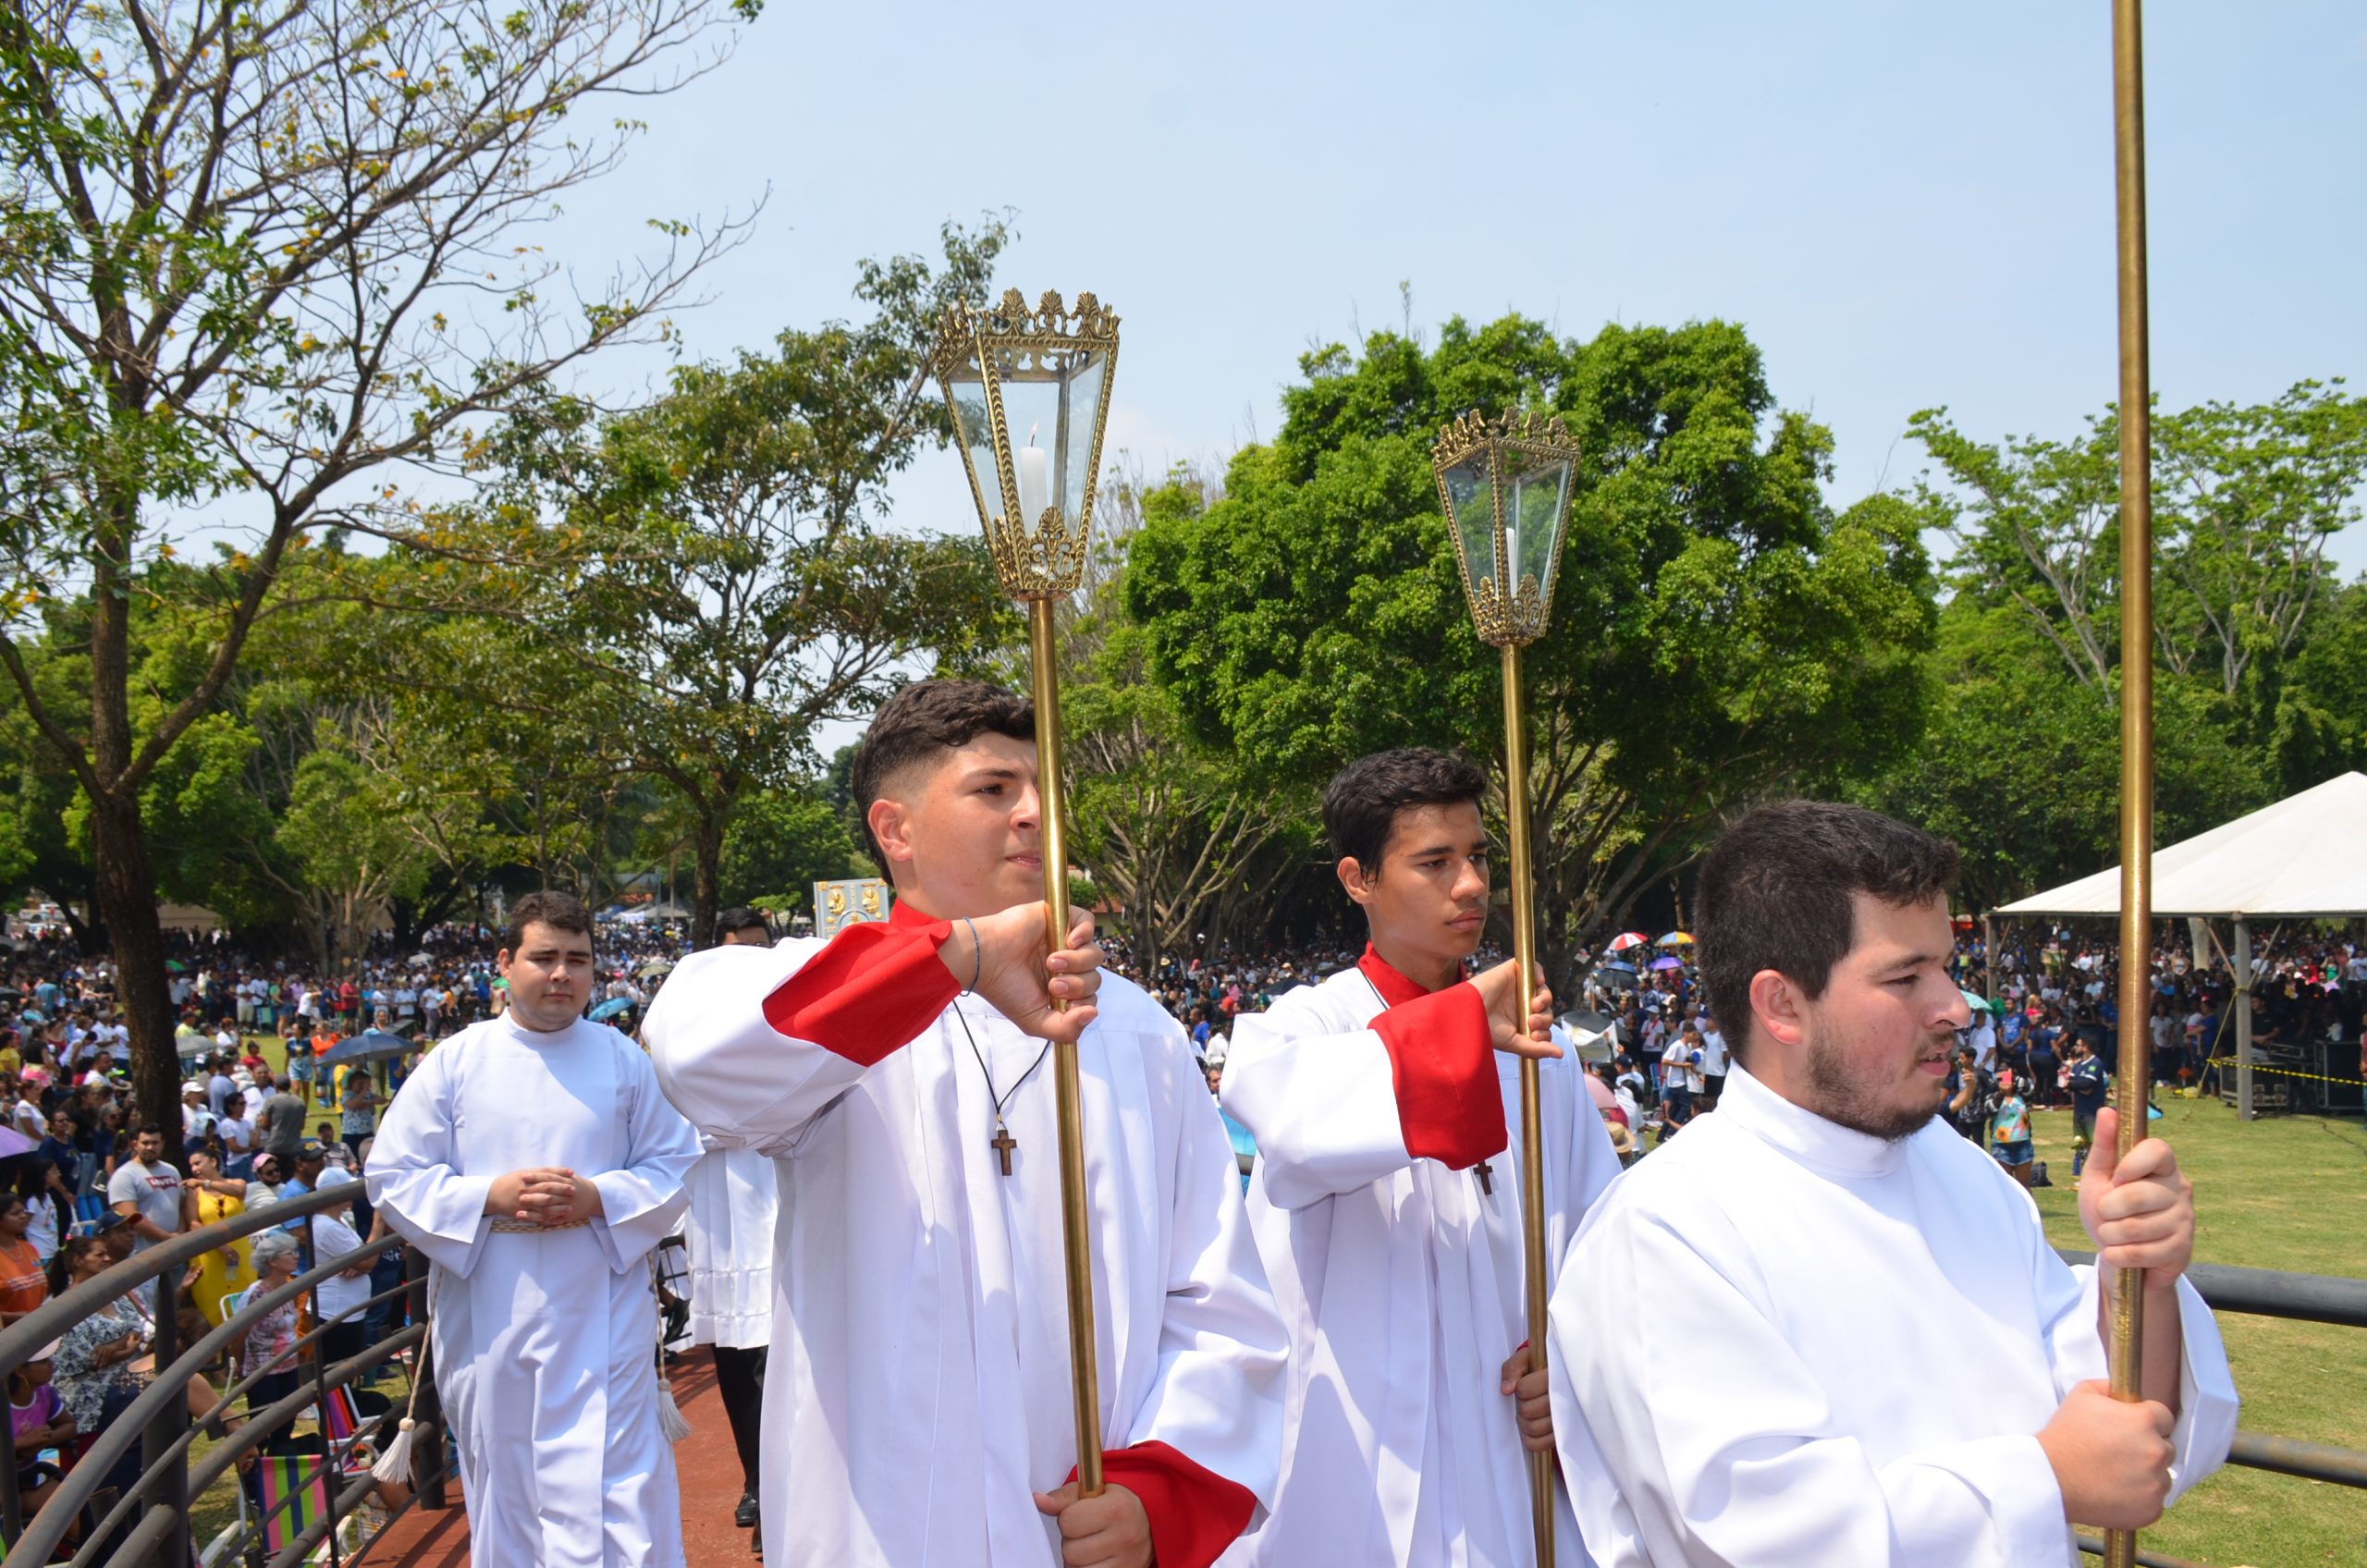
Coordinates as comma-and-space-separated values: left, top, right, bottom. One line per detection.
1218, 748, 1620, 1566
368, 890, 703, 1568
1550, 801, 2238, 1567
646, 679, 1285, 1568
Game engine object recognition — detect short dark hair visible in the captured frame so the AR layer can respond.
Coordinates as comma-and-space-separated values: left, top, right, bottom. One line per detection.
1322, 748, 1489, 872
503, 890, 595, 959
715, 906, 769, 938
1697, 800, 1960, 1067
850, 680, 1034, 874
133, 1122, 165, 1140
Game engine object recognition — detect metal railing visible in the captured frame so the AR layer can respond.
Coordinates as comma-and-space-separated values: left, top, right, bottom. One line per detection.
2058, 1247, 2367, 1565
0, 1183, 450, 1568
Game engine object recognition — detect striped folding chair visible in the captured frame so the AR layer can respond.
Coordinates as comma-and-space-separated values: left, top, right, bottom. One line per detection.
256, 1452, 330, 1557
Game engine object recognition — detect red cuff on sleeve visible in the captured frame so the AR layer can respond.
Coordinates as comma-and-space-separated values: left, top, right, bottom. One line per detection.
759, 906, 959, 1066
1368, 982, 1507, 1169
1061, 1441, 1258, 1568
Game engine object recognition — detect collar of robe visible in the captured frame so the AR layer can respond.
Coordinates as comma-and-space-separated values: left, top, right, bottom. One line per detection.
886, 898, 939, 932
1355, 943, 1464, 1008
1719, 1061, 1912, 1179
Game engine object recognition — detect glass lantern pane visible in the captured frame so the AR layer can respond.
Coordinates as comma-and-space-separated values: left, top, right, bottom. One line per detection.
1054, 346, 1109, 531
1441, 454, 1501, 591
938, 354, 1009, 530
1504, 451, 1572, 605
988, 355, 1070, 531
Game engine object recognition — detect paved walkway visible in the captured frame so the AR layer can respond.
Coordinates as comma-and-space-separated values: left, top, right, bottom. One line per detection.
357, 1347, 757, 1566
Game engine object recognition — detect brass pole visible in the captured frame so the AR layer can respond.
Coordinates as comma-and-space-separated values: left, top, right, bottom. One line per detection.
2107, 0, 2154, 1562
1028, 594, 1105, 1498
1500, 641, 1554, 1565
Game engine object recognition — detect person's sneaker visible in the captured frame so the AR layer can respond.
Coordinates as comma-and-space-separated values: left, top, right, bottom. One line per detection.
735, 1490, 758, 1529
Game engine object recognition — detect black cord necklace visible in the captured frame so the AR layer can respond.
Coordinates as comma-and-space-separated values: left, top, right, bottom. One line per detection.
950, 994, 1052, 1177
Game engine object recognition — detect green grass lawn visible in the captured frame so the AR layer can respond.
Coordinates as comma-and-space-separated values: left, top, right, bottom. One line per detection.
2023, 1093, 2367, 1566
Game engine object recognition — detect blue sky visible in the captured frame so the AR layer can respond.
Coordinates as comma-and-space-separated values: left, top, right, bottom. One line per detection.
544, 0, 2367, 579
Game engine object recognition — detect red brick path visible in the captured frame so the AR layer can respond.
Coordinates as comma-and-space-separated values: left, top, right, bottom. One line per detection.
357, 1346, 757, 1566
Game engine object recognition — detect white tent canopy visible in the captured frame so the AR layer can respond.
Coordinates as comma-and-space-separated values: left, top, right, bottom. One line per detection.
1994, 771, 2367, 920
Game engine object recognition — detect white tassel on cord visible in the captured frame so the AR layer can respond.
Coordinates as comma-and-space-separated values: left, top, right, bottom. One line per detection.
658, 1377, 693, 1443
369, 1415, 417, 1484
372, 1339, 430, 1485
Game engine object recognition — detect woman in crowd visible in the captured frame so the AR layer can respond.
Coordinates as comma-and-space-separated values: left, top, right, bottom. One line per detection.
0, 1194, 48, 1328
237, 1230, 306, 1414
47, 1237, 148, 1459
183, 1148, 253, 1326
15, 1158, 67, 1268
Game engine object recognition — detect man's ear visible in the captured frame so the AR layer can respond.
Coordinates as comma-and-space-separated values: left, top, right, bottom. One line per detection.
1748, 968, 1810, 1053
866, 795, 916, 870
1335, 856, 1376, 909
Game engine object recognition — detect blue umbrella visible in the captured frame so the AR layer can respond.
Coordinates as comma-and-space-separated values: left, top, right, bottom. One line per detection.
315, 1029, 413, 1068
589, 998, 636, 1023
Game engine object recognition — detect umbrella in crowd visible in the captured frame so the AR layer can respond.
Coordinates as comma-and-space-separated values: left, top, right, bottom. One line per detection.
1657, 931, 1695, 947
1604, 932, 1649, 953
315, 1029, 416, 1068
1650, 955, 1684, 972
589, 998, 636, 1023
409, 952, 435, 968
176, 1033, 215, 1058
1552, 1010, 1623, 1063
637, 959, 674, 980
1956, 987, 2002, 1016
0, 1127, 35, 1160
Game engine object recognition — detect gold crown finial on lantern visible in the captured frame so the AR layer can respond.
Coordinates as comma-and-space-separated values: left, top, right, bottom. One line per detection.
1431, 408, 1581, 646
931, 290, 1122, 599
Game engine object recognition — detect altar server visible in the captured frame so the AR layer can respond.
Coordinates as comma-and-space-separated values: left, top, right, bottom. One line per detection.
367, 889, 704, 1568
1550, 801, 2238, 1567
686, 905, 782, 1541
1218, 748, 1620, 1567
646, 679, 1285, 1568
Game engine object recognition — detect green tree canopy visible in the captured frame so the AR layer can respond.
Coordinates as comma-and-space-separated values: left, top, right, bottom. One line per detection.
1126, 315, 1937, 962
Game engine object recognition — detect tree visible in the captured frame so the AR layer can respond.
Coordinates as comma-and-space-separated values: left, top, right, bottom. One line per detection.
717, 787, 865, 914
1127, 316, 1938, 969
470, 225, 1018, 945
0, 0, 758, 1133
1907, 381, 2367, 719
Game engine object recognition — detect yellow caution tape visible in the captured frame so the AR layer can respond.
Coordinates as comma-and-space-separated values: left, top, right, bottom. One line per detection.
2201, 1056, 2364, 1087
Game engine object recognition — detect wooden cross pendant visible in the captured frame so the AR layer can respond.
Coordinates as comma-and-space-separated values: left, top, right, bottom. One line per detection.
990, 1122, 1018, 1177
1473, 1158, 1493, 1195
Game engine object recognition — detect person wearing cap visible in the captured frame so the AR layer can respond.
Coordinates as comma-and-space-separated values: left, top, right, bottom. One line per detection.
309, 1168, 374, 1370
8, 1336, 76, 1518
179, 1080, 216, 1145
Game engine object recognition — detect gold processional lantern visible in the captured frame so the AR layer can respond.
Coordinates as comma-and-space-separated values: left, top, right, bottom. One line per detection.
1432, 408, 1579, 1568
931, 287, 1119, 1497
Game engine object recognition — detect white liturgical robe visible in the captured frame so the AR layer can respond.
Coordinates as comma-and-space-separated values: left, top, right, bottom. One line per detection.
1218, 952, 1621, 1568
1549, 1062, 2239, 1568
682, 1141, 777, 1349
366, 1013, 702, 1568
644, 908, 1287, 1568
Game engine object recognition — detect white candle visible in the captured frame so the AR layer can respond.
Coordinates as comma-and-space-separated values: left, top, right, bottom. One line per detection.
1017, 425, 1049, 524
1505, 515, 1522, 591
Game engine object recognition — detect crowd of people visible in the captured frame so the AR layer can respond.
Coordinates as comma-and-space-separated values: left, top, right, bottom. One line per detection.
0, 738, 2353, 1566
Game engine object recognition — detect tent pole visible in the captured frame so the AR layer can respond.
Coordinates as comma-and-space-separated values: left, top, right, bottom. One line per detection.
1981, 914, 1996, 1008
2234, 917, 2253, 1121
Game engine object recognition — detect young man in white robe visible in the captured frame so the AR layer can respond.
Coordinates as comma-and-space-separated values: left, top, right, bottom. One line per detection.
1217, 747, 1621, 1567
685, 905, 782, 1546
644, 679, 1285, 1568
367, 890, 704, 1568
1549, 801, 2240, 1567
